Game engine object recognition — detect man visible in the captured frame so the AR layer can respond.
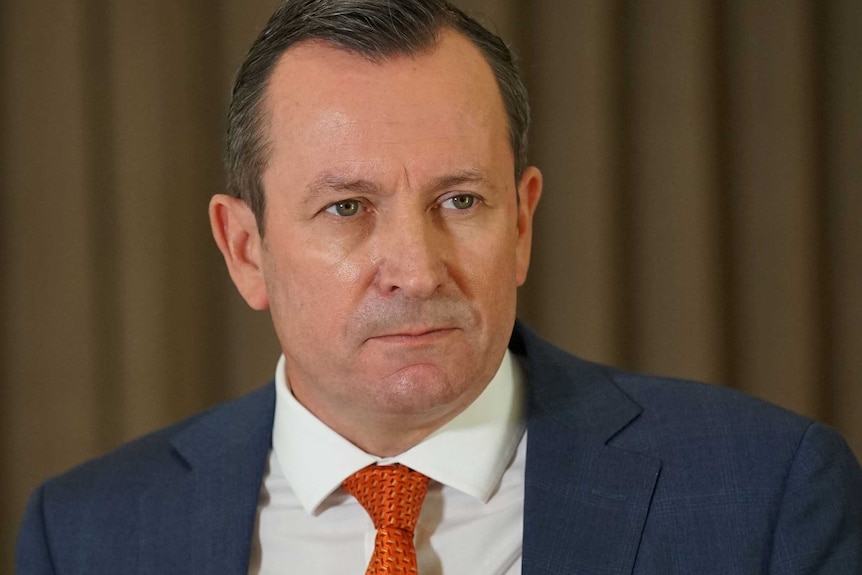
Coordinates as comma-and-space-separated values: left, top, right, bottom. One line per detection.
17, 0, 862, 573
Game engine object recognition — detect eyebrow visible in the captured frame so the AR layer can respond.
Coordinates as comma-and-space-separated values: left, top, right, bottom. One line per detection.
304, 173, 382, 200
304, 167, 490, 203
426, 168, 488, 192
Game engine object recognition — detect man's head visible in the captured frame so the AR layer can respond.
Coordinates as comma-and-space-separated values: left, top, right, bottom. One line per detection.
210, 0, 542, 456
225, 0, 531, 236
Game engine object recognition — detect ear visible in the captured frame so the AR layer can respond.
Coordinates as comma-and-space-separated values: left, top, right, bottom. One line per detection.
209, 194, 269, 310
514, 166, 543, 286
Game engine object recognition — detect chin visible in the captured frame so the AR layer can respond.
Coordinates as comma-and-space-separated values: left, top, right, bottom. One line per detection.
368, 364, 474, 416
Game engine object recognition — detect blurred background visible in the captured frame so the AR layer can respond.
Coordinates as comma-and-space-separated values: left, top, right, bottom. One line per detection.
2, 0, 860, 569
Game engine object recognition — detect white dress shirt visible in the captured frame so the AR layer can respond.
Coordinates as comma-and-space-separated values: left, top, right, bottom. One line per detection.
248, 351, 527, 575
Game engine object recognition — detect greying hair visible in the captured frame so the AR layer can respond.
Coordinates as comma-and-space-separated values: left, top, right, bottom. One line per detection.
225, 0, 530, 235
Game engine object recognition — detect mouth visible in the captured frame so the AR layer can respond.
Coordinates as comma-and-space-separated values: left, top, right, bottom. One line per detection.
366, 326, 459, 344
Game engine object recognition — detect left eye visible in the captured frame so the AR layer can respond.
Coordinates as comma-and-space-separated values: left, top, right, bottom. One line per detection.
325, 200, 361, 217
443, 195, 476, 210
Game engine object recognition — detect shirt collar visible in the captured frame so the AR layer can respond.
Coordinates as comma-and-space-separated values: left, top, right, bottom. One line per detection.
272, 350, 526, 515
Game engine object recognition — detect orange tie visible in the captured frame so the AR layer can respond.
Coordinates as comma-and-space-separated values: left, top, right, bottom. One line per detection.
342, 464, 430, 575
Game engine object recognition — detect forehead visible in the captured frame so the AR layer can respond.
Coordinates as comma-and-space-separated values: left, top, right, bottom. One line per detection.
260, 29, 511, 184
266, 28, 502, 112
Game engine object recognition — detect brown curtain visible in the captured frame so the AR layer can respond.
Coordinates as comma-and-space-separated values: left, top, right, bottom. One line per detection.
2, 0, 860, 569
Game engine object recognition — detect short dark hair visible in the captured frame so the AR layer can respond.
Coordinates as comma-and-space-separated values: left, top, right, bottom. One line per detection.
225, 0, 530, 235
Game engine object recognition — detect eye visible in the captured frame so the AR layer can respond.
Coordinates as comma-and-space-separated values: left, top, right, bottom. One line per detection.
442, 194, 476, 210
325, 199, 361, 217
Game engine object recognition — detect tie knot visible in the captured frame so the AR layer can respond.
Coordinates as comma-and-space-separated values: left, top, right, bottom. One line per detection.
342, 464, 430, 532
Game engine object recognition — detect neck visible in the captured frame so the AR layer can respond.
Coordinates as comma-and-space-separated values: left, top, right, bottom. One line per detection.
314, 403, 467, 457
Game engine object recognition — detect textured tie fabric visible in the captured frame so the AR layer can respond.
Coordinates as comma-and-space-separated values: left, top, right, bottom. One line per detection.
342, 464, 430, 575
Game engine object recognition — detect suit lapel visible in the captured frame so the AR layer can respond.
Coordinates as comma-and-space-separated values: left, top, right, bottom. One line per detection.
514, 323, 661, 575
138, 385, 275, 575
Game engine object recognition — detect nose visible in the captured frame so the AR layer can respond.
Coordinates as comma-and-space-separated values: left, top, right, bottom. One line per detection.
373, 212, 446, 298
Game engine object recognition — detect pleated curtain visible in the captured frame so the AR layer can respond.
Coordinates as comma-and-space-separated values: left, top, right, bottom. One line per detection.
2, 1, 860, 569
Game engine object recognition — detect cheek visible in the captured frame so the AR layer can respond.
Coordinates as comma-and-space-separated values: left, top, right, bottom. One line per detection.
275, 227, 367, 289
456, 234, 519, 309
334, 257, 362, 285
265, 243, 367, 336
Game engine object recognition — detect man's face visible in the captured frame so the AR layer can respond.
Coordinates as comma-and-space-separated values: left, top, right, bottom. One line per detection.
218, 29, 541, 452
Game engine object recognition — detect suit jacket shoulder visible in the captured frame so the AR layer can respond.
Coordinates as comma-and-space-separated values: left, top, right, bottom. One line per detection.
17, 384, 275, 575
514, 321, 862, 574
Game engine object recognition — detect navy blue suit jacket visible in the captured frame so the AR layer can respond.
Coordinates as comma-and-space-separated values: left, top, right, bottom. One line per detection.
17, 323, 862, 573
